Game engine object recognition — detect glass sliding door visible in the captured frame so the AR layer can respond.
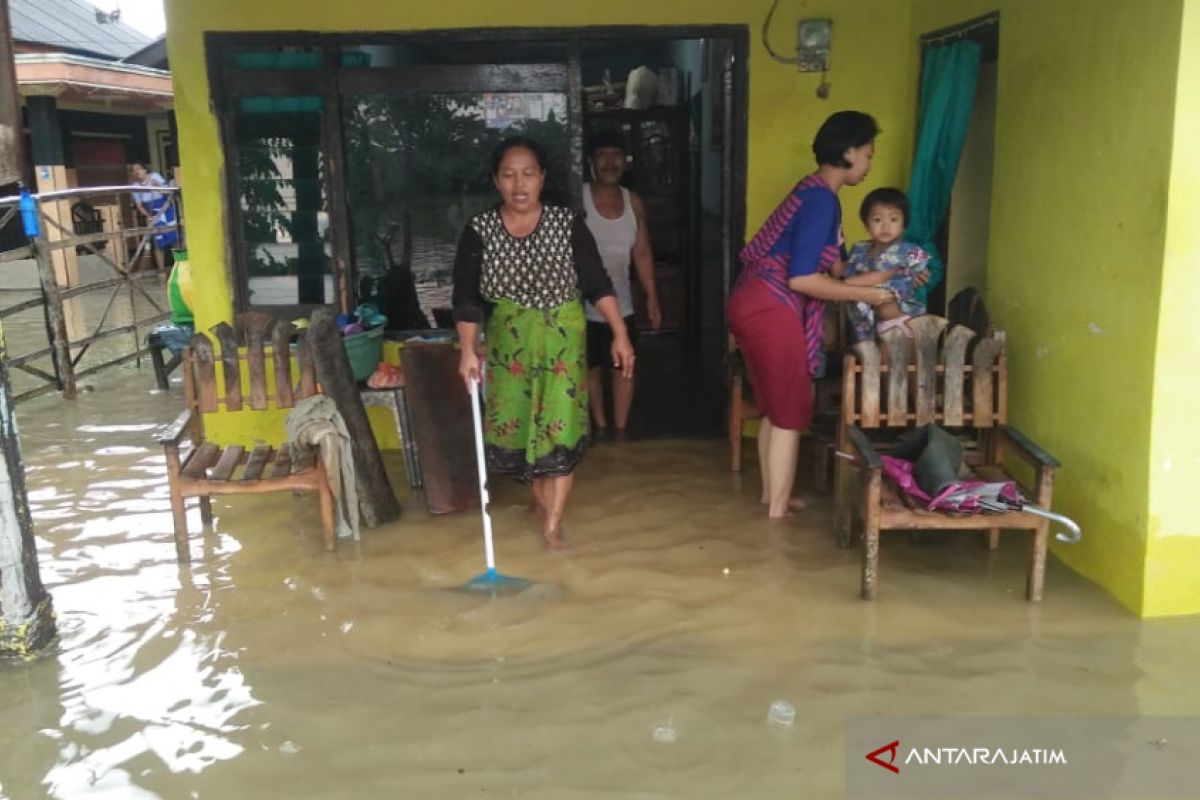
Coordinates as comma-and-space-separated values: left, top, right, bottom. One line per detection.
343, 90, 569, 328
340, 66, 572, 329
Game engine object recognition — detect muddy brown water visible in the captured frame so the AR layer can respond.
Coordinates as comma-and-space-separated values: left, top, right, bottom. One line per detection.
2, 363, 1199, 798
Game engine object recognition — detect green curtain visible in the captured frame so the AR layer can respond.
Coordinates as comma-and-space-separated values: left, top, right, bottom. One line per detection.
905, 39, 982, 304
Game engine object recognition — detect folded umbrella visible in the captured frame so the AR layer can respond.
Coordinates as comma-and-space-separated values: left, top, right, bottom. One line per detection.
879, 424, 1082, 544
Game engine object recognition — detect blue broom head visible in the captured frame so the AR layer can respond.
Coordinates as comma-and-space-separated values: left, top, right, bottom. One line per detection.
461, 567, 532, 595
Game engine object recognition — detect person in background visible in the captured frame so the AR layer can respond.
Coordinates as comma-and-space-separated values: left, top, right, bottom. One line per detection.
582, 129, 662, 438
130, 162, 178, 271
452, 136, 635, 548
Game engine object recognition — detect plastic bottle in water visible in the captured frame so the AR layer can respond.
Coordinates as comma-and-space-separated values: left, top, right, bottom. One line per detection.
18, 187, 40, 238
652, 711, 678, 743
767, 699, 796, 730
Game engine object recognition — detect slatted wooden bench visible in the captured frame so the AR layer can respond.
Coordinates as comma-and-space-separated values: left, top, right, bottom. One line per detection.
155, 312, 335, 562
835, 315, 1060, 601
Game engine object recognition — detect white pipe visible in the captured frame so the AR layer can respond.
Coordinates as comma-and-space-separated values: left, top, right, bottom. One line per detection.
468, 375, 496, 573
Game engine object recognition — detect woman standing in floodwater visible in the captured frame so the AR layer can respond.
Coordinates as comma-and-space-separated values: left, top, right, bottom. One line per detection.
452, 136, 635, 547
727, 111, 893, 519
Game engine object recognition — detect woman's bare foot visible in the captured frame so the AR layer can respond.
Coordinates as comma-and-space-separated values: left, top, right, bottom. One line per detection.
543, 521, 567, 549
761, 496, 808, 514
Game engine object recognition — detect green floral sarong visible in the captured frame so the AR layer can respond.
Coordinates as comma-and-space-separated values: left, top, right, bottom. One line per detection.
484, 298, 589, 481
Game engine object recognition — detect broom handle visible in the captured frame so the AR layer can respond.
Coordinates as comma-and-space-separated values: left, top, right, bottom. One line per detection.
469, 375, 496, 572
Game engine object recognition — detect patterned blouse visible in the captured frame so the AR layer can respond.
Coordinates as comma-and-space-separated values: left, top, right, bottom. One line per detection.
452, 205, 614, 323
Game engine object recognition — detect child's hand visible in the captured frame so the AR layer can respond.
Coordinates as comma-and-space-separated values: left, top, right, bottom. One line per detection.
861, 287, 896, 307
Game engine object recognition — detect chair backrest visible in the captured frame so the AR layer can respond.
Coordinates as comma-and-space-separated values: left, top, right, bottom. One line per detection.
183, 311, 316, 414
841, 315, 1006, 430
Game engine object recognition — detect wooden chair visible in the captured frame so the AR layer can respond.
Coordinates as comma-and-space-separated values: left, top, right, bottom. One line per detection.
155, 312, 335, 562
835, 315, 1060, 601
728, 346, 763, 472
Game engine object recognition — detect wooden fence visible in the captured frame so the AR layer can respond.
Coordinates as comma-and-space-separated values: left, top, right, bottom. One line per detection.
0, 185, 183, 403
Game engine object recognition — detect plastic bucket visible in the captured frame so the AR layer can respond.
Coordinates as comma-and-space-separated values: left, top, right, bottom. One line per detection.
343, 326, 384, 382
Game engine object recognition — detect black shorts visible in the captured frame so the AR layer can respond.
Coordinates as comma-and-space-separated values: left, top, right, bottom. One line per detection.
586, 317, 639, 369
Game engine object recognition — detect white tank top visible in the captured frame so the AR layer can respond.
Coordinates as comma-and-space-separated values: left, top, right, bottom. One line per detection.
582, 184, 638, 321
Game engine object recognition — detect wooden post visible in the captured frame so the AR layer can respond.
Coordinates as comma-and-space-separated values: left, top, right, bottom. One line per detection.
0, 321, 57, 657
306, 309, 401, 527
0, 0, 23, 186
320, 49, 353, 314
26, 98, 78, 286
566, 42, 585, 212
31, 230, 76, 399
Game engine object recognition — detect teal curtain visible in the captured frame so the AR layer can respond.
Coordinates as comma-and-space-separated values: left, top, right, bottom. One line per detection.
905, 39, 982, 304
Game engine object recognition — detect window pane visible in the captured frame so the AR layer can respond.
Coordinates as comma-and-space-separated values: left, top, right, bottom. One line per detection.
233, 103, 331, 307
343, 92, 569, 328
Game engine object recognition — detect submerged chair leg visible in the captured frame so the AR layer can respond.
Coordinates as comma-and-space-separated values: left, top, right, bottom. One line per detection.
861, 470, 882, 600
987, 528, 1001, 550
1027, 523, 1048, 602
729, 374, 743, 472
316, 462, 336, 552
835, 458, 855, 549
1027, 466, 1055, 601
169, 487, 189, 563
165, 446, 190, 563
199, 496, 214, 528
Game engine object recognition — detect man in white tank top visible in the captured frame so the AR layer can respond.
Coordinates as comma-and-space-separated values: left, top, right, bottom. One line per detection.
583, 130, 661, 437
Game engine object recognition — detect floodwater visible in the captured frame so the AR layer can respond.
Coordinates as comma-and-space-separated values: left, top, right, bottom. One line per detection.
2, 364, 1200, 798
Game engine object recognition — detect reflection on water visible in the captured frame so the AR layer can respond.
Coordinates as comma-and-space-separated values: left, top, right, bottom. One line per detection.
2, 366, 1200, 797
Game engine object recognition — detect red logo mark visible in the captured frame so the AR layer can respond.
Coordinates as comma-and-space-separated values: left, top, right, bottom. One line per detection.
866, 740, 901, 774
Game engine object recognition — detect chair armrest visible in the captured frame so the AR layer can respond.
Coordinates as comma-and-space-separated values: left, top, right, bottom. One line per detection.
997, 425, 1060, 469
156, 408, 196, 447
846, 425, 882, 471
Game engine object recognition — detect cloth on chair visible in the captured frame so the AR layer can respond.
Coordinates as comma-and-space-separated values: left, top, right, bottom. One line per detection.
285, 395, 360, 540
881, 423, 1022, 514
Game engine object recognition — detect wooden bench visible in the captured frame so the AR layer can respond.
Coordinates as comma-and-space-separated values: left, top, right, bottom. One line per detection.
155, 312, 335, 562
835, 315, 1060, 601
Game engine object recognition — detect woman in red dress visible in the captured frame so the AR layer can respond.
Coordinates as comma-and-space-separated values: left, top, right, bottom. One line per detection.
728, 111, 893, 519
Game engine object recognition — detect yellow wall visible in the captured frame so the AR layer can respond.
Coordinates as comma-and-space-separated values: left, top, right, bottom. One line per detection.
1145, 0, 1200, 617
202, 340, 407, 450
910, 0, 1185, 614
166, 0, 1197, 614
